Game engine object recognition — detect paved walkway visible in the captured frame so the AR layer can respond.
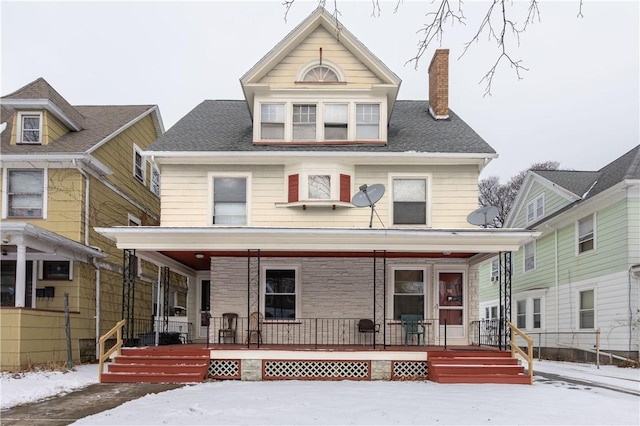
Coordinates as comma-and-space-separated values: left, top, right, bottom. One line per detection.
0, 383, 184, 426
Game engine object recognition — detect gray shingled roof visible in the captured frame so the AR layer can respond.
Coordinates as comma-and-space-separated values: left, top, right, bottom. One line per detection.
148, 100, 495, 154
2, 77, 86, 129
1, 104, 155, 154
535, 145, 640, 200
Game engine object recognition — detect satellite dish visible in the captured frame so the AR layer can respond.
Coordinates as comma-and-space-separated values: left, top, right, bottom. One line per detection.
351, 184, 385, 228
467, 205, 499, 227
351, 183, 385, 207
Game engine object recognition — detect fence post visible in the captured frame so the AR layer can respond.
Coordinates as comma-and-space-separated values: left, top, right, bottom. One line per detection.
595, 328, 600, 369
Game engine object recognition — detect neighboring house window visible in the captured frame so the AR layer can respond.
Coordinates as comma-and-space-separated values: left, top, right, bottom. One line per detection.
212, 176, 247, 225
392, 177, 427, 225
128, 214, 141, 226
356, 104, 379, 139
6, 169, 45, 218
17, 112, 42, 144
264, 268, 297, 319
526, 194, 544, 224
523, 241, 535, 272
490, 306, 498, 320
532, 298, 541, 329
303, 66, 339, 82
308, 175, 331, 200
393, 269, 425, 320
151, 165, 160, 196
261, 103, 285, 140
516, 300, 526, 328
41, 261, 72, 280
490, 259, 499, 282
579, 289, 595, 329
577, 214, 595, 254
133, 145, 145, 183
324, 104, 348, 140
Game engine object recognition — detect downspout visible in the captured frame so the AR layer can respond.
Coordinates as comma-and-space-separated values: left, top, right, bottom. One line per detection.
73, 160, 100, 357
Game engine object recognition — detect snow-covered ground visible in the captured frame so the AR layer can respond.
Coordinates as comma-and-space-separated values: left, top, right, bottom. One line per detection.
1, 360, 638, 425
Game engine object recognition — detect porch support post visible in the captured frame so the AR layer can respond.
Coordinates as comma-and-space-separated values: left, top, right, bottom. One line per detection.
14, 243, 27, 307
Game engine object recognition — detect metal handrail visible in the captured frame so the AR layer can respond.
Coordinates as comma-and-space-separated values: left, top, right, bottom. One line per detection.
98, 319, 125, 383
508, 321, 534, 384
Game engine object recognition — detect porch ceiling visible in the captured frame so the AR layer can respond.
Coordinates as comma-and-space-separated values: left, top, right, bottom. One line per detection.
96, 226, 539, 270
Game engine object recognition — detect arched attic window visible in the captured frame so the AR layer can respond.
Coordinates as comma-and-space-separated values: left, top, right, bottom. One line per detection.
302, 66, 340, 83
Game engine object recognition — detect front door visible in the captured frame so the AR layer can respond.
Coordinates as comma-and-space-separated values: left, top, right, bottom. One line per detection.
198, 279, 211, 338
438, 271, 465, 339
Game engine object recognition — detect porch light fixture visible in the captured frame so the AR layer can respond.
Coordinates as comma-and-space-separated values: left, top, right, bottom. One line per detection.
195, 253, 205, 259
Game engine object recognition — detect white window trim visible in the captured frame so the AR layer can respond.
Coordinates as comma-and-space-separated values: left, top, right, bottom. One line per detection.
261, 264, 300, 320
526, 193, 545, 225
388, 173, 432, 228
575, 213, 597, 256
38, 260, 74, 281
2, 167, 48, 219
255, 99, 386, 142
575, 286, 596, 330
207, 172, 252, 226
523, 240, 536, 273
133, 144, 146, 184
17, 111, 43, 144
513, 289, 546, 331
490, 258, 500, 283
127, 213, 141, 226
150, 164, 161, 196
389, 265, 429, 321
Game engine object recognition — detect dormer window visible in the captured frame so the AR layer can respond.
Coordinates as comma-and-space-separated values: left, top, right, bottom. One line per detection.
303, 66, 339, 83
17, 112, 42, 144
256, 101, 385, 143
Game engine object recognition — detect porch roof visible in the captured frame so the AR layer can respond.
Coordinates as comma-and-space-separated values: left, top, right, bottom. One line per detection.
96, 226, 538, 269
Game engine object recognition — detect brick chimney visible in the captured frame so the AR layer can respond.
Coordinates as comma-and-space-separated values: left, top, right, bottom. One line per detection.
428, 49, 449, 120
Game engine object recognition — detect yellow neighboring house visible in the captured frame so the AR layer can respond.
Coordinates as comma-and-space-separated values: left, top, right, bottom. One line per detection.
0, 78, 170, 371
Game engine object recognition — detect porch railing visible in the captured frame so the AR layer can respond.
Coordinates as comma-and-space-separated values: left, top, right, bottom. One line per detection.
98, 319, 125, 383
205, 316, 445, 348
470, 319, 508, 348
508, 321, 534, 384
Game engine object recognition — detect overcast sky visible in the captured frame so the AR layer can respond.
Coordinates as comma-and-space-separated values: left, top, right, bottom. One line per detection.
2, 1, 638, 182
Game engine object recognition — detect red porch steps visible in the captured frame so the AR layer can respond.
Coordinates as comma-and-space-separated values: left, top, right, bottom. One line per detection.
101, 347, 210, 383
428, 350, 531, 384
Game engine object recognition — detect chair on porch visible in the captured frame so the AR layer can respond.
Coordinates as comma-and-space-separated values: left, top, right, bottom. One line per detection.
246, 311, 263, 344
357, 319, 380, 344
218, 313, 238, 343
401, 314, 426, 346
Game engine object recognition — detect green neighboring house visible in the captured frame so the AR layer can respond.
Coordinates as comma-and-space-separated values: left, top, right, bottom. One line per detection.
479, 145, 640, 361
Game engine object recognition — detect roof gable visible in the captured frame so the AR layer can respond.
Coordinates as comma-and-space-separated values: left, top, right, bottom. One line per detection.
240, 7, 401, 117
1, 77, 85, 130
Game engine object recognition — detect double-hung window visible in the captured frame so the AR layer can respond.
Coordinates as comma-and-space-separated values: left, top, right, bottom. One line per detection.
490, 259, 499, 282
308, 175, 331, 200
6, 169, 45, 218
577, 214, 595, 254
324, 104, 348, 140
579, 289, 595, 329
292, 104, 316, 140
532, 298, 542, 329
523, 241, 535, 272
526, 194, 544, 224
393, 269, 425, 320
212, 176, 247, 225
264, 268, 297, 319
392, 177, 427, 225
133, 145, 145, 183
18, 112, 42, 144
261, 104, 285, 140
356, 104, 379, 139
516, 300, 527, 328
150, 165, 160, 196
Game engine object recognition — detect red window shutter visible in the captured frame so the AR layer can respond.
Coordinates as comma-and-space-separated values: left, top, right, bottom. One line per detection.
288, 174, 299, 202
340, 174, 351, 202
